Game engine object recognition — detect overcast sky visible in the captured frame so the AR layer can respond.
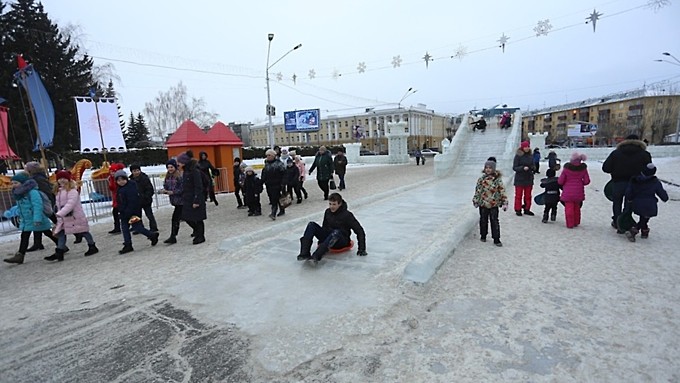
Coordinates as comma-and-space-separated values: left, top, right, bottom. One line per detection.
39, 0, 680, 126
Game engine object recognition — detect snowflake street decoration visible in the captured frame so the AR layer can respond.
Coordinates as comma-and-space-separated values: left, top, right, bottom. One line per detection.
586, 9, 603, 33
275, 72, 283, 81
647, 0, 671, 11
332, 69, 341, 80
452, 44, 468, 60
423, 52, 432, 68
308, 69, 316, 79
534, 19, 552, 37
498, 33, 510, 53
391, 55, 402, 68
357, 62, 366, 73
292, 73, 297, 85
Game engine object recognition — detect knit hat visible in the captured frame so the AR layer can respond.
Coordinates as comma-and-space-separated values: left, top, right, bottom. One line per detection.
24, 161, 42, 174
520, 141, 530, 149
56, 170, 72, 180
245, 166, 254, 173
114, 170, 128, 180
642, 163, 657, 176
484, 160, 497, 171
486, 156, 497, 163
570, 152, 587, 164
129, 163, 141, 171
176, 152, 191, 165
11, 172, 30, 183
166, 159, 178, 168
109, 163, 125, 172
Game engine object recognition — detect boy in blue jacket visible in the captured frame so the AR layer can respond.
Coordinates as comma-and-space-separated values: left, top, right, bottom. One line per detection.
114, 170, 159, 254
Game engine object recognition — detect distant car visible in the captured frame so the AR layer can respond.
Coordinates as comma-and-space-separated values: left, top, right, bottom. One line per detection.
359, 150, 378, 156
545, 144, 566, 149
420, 149, 439, 156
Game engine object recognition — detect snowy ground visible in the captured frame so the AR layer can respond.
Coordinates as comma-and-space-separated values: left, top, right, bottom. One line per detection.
0, 155, 678, 382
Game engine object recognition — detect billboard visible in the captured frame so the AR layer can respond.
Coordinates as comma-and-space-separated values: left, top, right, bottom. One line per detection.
567, 122, 597, 137
284, 109, 320, 132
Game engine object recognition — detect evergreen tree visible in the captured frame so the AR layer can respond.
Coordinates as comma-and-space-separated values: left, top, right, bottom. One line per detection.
125, 112, 150, 148
0, 0, 95, 158
103, 79, 126, 144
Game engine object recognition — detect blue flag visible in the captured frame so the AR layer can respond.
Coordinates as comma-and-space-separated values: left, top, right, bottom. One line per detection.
14, 65, 55, 151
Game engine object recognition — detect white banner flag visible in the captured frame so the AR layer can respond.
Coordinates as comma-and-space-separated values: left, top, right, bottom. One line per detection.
75, 97, 127, 152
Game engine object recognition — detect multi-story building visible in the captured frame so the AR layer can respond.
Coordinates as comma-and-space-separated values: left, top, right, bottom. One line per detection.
522, 88, 680, 145
248, 105, 456, 151
227, 122, 252, 146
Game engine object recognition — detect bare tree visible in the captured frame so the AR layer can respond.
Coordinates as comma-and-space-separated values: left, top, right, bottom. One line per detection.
143, 81, 218, 140
61, 23, 121, 87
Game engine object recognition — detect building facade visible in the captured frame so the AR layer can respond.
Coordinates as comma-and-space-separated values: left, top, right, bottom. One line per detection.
522, 89, 680, 145
249, 105, 455, 151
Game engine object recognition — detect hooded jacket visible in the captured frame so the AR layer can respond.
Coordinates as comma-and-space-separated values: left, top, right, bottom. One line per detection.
558, 162, 590, 202
322, 201, 366, 252
309, 150, 334, 181
512, 148, 535, 186
472, 171, 507, 209
625, 174, 668, 217
54, 185, 89, 234
13, 179, 52, 232
602, 139, 652, 182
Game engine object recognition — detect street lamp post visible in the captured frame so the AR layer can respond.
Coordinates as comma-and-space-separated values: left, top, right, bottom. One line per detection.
655, 52, 680, 143
398, 87, 417, 108
265, 33, 302, 149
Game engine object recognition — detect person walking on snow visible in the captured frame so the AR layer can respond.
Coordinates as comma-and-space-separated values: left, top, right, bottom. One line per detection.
296, 192, 367, 263
294, 155, 309, 200
114, 170, 160, 254
309, 146, 334, 200
129, 164, 159, 233
539, 168, 561, 223
333, 150, 348, 190
558, 152, 590, 229
472, 159, 508, 247
233, 157, 246, 209
160, 159, 185, 244
512, 141, 535, 216
533, 148, 541, 174
261, 149, 287, 220
176, 152, 207, 244
197, 151, 219, 206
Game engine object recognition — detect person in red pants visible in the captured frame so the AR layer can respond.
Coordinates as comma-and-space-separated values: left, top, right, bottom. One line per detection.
558, 152, 591, 228
512, 141, 535, 216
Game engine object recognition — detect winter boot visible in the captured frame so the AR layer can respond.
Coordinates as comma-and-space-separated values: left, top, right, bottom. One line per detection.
119, 244, 134, 254
311, 243, 329, 263
4, 252, 25, 264
74, 233, 83, 244
277, 208, 286, 217
515, 210, 522, 216
150, 232, 160, 246
164, 222, 179, 244
297, 237, 313, 261
550, 212, 557, 222
493, 239, 503, 247
84, 244, 99, 256
523, 209, 535, 216
44, 248, 65, 262
542, 211, 549, 223
625, 227, 638, 242
641, 228, 650, 239
26, 243, 45, 252
297, 197, 302, 204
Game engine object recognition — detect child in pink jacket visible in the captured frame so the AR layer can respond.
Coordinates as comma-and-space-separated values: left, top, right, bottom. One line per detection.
558, 152, 591, 228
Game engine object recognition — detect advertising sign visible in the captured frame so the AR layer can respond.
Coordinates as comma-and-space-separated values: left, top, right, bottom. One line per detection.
284, 109, 320, 132
567, 122, 598, 137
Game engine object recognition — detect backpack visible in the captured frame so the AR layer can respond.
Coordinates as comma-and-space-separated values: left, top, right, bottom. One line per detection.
37, 190, 54, 216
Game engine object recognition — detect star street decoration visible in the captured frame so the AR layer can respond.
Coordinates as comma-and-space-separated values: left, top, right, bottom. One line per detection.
452, 44, 468, 61
357, 62, 366, 73
498, 33, 509, 53
275, 72, 283, 81
391, 55, 402, 68
308, 69, 316, 79
423, 52, 432, 68
647, 0, 671, 11
292, 73, 297, 85
332, 69, 341, 80
534, 19, 553, 36
586, 9, 603, 33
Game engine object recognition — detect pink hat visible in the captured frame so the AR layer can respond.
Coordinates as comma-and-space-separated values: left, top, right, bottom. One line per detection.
570, 152, 587, 164
520, 141, 530, 149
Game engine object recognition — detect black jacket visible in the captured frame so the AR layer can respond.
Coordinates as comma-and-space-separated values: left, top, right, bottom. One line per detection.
116, 179, 142, 220
181, 161, 207, 222
333, 155, 348, 176
539, 176, 561, 204
284, 164, 300, 186
322, 201, 366, 252
512, 149, 535, 186
243, 174, 263, 204
131, 171, 154, 207
261, 158, 286, 187
602, 139, 652, 182
197, 152, 218, 185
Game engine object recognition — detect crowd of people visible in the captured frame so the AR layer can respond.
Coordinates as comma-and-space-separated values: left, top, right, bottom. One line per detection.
472, 134, 668, 248
3, 146, 360, 265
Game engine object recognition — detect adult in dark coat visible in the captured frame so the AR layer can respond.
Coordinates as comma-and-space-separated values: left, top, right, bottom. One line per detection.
512, 141, 536, 216
623, 163, 668, 240
602, 134, 652, 231
308, 146, 334, 200
197, 151, 219, 206
333, 151, 348, 190
177, 153, 206, 244
114, 171, 158, 254
242, 167, 263, 216
297, 192, 367, 262
261, 149, 287, 220
130, 164, 158, 232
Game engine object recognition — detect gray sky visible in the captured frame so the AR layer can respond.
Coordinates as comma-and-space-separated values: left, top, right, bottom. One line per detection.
40, 0, 680, 125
